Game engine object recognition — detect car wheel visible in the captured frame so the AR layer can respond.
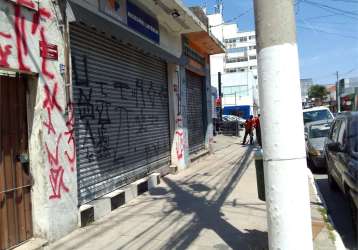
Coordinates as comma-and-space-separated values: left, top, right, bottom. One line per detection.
307, 157, 314, 169
328, 172, 338, 191
348, 194, 358, 241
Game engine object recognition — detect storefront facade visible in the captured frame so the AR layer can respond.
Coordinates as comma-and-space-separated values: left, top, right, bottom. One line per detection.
0, 0, 223, 247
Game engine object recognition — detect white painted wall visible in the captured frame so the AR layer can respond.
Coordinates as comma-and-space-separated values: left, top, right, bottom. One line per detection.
208, 12, 258, 112
0, 0, 78, 241
221, 72, 255, 109
168, 64, 190, 170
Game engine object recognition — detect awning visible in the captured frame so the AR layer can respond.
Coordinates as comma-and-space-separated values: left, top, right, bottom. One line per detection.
67, 0, 180, 64
186, 31, 225, 55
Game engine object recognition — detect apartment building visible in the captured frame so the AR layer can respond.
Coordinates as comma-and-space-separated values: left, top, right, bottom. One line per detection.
208, 7, 259, 116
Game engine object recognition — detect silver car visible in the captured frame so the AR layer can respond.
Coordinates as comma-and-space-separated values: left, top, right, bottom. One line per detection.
305, 121, 331, 169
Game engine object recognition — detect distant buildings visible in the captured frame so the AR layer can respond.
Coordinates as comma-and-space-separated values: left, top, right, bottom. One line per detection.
207, 4, 259, 116
339, 77, 358, 111
300, 78, 314, 106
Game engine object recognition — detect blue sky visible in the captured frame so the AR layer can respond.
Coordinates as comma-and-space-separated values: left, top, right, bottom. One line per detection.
183, 0, 358, 85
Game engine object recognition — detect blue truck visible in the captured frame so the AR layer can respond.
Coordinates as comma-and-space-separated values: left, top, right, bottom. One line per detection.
223, 105, 251, 119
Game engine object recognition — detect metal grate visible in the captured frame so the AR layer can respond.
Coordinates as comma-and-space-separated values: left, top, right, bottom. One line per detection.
186, 70, 206, 153
70, 24, 171, 204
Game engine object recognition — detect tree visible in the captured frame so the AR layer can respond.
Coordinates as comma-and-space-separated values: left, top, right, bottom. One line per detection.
308, 85, 328, 99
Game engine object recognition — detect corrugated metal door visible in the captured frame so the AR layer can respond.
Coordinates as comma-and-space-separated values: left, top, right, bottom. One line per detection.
0, 76, 33, 250
70, 24, 171, 204
186, 70, 205, 153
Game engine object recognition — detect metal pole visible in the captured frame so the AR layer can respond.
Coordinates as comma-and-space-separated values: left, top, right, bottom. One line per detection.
336, 71, 340, 112
218, 72, 223, 121
253, 1, 313, 249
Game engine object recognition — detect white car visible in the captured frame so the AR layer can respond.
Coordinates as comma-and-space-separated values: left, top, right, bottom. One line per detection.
222, 115, 246, 127
303, 106, 334, 125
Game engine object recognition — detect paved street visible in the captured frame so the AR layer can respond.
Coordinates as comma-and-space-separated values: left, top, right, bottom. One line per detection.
314, 173, 357, 250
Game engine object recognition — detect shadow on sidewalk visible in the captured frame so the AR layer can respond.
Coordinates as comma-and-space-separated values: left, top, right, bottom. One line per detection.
50, 145, 268, 250
156, 146, 268, 250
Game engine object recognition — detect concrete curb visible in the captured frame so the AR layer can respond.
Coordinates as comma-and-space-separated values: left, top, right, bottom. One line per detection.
78, 173, 161, 227
13, 238, 48, 250
307, 169, 346, 250
190, 149, 210, 162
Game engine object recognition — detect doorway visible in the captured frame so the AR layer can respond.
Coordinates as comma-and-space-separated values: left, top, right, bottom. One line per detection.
0, 75, 33, 250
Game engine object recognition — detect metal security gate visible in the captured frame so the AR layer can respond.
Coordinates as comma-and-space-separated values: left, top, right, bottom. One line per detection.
70, 24, 171, 204
186, 70, 206, 153
0, 76, 33, 250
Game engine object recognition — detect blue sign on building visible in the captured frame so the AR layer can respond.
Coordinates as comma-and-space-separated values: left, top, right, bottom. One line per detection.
127, 1, 160, 44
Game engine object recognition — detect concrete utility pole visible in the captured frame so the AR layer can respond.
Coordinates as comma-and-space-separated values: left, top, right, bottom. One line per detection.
253, 1, 313, 249
336, 71, 341, 112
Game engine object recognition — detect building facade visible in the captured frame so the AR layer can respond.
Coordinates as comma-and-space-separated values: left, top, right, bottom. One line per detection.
300, 78, 314, 107
0, 0, 223, 249
207, 8, 259, 116
339, 77, 358, 111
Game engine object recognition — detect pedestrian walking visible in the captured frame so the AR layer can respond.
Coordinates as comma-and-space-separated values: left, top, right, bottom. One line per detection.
254, 114, 262, 147
242, 115, 254, 145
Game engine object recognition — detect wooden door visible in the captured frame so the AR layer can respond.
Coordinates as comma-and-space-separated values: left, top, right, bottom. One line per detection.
0, 75, 32, 250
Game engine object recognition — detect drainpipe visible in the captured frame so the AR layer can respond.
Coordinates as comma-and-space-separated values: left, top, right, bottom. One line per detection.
253, 0, 313, 249
57, 0, 71, 105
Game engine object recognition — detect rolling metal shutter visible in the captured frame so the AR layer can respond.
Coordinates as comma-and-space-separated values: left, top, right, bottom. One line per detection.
70, 24, 171, 204
186, 70, 205, 153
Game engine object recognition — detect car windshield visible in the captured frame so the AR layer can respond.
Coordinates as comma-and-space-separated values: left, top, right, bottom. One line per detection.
349, 117, 358, 154
303, 110, 333, 124
309, 124, 331, 138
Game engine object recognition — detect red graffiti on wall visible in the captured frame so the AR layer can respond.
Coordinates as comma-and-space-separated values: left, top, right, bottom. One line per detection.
40, 27, 55, 79
14, 5, 30, 71
0, 32, 12, 39
64, 102, 76, 172
42, 83, 62, 135
175, 130, 185, 160
46, 134, 70, 200
31, 8, 51, 34
43, 108, 56, 135
43, 83, 62, 112
7, 3, 74, 200
0, 31, 12, 68
16, 0, 36, 9
0, 45, 12, 68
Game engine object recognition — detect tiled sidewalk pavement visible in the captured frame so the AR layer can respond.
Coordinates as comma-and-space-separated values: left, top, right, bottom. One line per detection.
45, 135, 339, 250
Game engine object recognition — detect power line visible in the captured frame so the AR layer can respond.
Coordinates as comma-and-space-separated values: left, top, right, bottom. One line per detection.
341, 67, 358, 77
325, 0, 358, 3
297, 24, 358, 39
304, 14, 341, 20
209, 8, 253, 28
300, 0, 358, 20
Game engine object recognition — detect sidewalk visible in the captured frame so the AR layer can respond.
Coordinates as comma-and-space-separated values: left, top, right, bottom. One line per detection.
45, 135, 338, 250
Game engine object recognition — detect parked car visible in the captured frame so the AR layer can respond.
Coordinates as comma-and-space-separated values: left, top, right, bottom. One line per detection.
303, 106, 334, 125
324, 112, 358, 236
222, 115, 245, 127
305, 121, 331, 169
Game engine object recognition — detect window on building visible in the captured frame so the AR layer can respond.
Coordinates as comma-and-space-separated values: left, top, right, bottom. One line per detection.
224, 67, 249, 73
249, 46, 256, 50
249, 66, 257, 70
223, 85, 249, 97
239, 37, 248, 42
226, 57, 248, 63
249, 35, 256, 40
249, 55, 257, 60
227, 47, 247, 53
